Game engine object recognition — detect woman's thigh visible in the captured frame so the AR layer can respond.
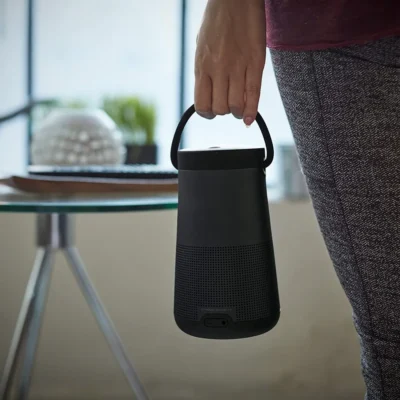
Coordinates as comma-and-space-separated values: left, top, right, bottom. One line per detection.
271, 36, 400, 399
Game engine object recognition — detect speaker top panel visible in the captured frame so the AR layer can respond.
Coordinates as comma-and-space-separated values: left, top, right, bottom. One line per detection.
177, 147, 265, 170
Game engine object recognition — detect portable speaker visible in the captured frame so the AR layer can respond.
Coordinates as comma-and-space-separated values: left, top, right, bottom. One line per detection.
170, 105, 280, 339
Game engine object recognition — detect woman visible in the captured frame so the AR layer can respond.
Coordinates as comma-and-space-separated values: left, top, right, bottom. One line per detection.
194, 1, 400, 398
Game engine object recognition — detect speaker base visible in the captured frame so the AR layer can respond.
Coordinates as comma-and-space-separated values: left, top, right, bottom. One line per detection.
174, 312, 280, 340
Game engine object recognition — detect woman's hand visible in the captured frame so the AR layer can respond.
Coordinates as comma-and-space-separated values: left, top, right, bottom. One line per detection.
194, 0, 266, 126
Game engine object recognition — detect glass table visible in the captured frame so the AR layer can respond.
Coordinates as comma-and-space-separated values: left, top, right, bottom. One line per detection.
0, 188, 178, 400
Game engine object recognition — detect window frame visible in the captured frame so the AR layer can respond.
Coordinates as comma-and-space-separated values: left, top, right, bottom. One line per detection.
26, 0, 188, 165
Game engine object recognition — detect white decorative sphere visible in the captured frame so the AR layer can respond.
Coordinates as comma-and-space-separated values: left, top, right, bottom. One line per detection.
31, 109, 126, 165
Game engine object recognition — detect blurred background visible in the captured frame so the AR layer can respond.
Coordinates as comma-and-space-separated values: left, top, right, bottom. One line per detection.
0, 0, 293, 184
0, 1, 365, 399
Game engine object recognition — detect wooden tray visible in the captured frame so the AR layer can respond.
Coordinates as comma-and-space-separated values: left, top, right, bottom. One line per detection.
0, 174, 178, 194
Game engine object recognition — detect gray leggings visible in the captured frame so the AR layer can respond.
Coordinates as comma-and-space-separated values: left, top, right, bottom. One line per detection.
271, 36, 400, 399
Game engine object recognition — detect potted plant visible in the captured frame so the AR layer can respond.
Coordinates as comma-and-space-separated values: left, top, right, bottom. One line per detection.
101, 96, 157, 165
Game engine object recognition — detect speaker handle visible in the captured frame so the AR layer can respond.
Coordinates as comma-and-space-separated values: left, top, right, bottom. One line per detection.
170, 104, 274, 170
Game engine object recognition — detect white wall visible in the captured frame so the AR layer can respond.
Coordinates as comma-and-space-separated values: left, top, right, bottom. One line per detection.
0, 202, 365, 399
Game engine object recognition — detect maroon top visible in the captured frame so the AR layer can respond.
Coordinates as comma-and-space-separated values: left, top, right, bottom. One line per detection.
265, 0, 400, 50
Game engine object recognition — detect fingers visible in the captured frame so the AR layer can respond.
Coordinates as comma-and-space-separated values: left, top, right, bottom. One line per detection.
195, 65, 262, 125
243, 63, 263, 126
195, 74, 215, 119
195, 73, 231, 118
228, 70, 245, 119
212, 74, 229, 116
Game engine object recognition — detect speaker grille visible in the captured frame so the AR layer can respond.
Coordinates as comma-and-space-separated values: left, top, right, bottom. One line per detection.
174, 242, 277, 322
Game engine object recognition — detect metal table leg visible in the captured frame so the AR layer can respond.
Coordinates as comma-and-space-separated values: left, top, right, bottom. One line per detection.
0, 248, 53, 400
17, 250, 54, 400
65, 248, 149, 400
0, 213, 149, 400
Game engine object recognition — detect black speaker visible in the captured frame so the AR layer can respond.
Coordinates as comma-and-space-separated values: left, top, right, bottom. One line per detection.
170, 105, 280, 339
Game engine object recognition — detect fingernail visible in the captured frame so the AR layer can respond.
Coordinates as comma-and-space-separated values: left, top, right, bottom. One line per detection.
230, 108, 243, 120
198, 111, 215, 120
244, 117, 254, 126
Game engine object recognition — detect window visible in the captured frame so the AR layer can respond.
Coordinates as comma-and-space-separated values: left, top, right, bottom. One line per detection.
0, 0, 28, 173
33, 0, 181, 166
30, 0, 293, 185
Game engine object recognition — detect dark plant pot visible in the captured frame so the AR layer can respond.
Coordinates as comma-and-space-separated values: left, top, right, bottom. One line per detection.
125, 144, 158, 165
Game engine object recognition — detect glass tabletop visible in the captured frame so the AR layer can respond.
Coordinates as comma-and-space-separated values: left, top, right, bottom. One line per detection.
0, 188, 178, 213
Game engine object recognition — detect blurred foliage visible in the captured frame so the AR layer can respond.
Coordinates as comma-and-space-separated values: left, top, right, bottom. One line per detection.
101, 96, 156, 145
